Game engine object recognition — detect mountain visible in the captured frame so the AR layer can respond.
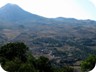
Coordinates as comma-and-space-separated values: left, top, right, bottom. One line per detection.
0, 3, 96, 66
0, 3, 46, 22
53, 17, 78, 22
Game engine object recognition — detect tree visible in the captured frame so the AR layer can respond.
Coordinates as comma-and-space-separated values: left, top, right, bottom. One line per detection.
2, 57, 22, 72
18, 63, 38, 72
52, 66, 74, 72
36, 56, 53, 72
81, 55, 96, 72
0, 42, 29, 71
0, 42, 28, 62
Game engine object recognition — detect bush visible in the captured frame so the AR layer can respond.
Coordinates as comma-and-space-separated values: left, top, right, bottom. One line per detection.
81, 55, 96, 72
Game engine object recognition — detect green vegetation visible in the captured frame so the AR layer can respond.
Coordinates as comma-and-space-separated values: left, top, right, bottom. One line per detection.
80, 55, 96, 72
52, 66, 74, 72
0, 42, 74, 72
0, 42, 28, 62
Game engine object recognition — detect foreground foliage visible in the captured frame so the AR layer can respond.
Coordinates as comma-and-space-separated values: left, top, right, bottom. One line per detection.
0, 42, 74, 72
80, 55, 96, 72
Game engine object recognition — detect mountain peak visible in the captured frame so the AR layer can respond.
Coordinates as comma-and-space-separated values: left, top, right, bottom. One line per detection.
4, 3, 17, 6
0, 3, 45, 22
0, 3, 22, 11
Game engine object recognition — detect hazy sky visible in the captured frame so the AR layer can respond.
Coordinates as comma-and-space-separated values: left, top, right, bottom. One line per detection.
0, 0, 96, 20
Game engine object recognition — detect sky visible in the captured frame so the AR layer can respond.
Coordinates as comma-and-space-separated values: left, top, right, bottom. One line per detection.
0, 0, 96, 20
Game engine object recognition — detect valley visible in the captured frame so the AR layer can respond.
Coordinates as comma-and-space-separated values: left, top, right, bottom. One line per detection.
0, 3, 96, 67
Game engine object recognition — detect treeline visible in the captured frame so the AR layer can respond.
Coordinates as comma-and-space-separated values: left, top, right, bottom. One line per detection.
0, 42, 74, 72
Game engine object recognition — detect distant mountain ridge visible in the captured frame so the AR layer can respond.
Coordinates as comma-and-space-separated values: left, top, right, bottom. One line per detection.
53, 17, 77, 21
0, 3, 96, 24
